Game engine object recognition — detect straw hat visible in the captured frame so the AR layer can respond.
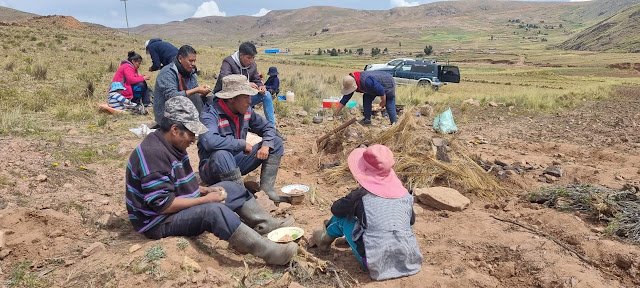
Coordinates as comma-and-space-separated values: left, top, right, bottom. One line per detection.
215, 75, 259, 99
347, 145, 408, 199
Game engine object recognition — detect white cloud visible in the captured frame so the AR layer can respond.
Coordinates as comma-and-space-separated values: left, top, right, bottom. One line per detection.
251, 8, 271, 17
159, 2, 195, 17
109, 10, 119, 18
193, 1, 226, 18
390, 0, 419, 8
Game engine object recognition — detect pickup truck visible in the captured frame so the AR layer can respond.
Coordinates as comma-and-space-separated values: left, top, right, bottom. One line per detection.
379, 60, 460, 91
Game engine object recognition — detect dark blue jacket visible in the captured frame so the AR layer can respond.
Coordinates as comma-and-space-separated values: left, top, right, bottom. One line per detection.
197, 99, 277, 169
265, 76, 280, 94
146, 39, 178, 71
340, 70, 396, 105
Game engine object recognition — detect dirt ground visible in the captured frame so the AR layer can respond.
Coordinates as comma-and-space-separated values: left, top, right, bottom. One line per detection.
1, 90, 639, 288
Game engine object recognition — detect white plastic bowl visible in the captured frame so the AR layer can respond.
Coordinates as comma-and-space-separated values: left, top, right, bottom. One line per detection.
267, 227, 305, 243
281, 184, 309, 196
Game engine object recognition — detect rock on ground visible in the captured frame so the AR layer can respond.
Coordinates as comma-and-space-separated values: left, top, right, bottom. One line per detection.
82, 242, 106, 258
182, 256, 202, 272
543, 165, 563, 177
414, 187, 470, 211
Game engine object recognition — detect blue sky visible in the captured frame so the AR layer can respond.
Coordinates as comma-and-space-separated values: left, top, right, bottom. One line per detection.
0, 0, 591, 28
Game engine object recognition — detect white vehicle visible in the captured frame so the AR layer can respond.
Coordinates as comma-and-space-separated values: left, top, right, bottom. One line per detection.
364, 58, 413, 71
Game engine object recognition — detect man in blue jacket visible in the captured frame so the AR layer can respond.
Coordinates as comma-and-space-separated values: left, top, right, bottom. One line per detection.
333, 70, 398, 125
145, 38, 178, 72
198, 75, 290, 203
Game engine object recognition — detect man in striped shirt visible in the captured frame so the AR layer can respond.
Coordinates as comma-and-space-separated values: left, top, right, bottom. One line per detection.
125, 96, 297, 265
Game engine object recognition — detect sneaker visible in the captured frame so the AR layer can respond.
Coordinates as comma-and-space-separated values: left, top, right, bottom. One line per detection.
358, 119, 372, 126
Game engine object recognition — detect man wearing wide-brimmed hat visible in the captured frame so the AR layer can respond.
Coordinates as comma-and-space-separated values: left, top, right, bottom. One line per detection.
198, 75, 290, 204
125, 96, 297, 266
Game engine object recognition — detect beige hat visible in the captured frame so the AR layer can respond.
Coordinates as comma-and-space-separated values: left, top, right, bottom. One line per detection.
216, 75, 259, 99
341, 75, 358, 95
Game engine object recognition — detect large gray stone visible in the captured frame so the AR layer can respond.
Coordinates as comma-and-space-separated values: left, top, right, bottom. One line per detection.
543, 165, 563, 178
414, 187, 470, 211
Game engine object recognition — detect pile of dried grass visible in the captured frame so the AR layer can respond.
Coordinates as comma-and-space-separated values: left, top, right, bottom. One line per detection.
324, 113, 504, 198
527, 183, 640, 243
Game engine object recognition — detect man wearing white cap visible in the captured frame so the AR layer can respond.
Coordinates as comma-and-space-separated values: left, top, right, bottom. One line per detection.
145, 38, 178, 72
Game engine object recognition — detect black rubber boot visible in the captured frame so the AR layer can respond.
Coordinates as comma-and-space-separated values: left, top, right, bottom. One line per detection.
218, 168, 244, 188
237, 198, 294, 235
259, 155, 291, 204
228, 223, 298, 265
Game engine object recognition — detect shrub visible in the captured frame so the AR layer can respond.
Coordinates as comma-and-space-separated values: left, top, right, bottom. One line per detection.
4, 61, 15, 72
31, 64, 47, 80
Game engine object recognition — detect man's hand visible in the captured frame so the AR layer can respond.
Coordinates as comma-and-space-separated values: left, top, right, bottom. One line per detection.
200, 186, 225, 196
198, 85, 212, 95
148, 67, 153, 72
256, 146, 269, 160
244, 142, 253, 154
250, 82, 259, 89
258, 85, 266, 95
379, 95, 387, 109
201, 189, 227, 203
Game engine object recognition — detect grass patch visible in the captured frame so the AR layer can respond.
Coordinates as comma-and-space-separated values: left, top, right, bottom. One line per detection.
6, 260, 48, 288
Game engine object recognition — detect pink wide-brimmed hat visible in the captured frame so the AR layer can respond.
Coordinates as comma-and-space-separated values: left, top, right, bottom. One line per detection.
347, 145, 408, 199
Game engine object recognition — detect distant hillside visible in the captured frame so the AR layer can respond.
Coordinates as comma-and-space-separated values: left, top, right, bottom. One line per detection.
129, 0, 585, 48
0, 6, 37, 22
564, 0, 640, 23
560, 3, 640, 52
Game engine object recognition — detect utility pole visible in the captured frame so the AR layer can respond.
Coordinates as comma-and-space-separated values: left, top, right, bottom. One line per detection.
121, 0, 130, 36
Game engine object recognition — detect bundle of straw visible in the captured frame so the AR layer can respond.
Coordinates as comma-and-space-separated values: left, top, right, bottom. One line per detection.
325, 112, 503, 198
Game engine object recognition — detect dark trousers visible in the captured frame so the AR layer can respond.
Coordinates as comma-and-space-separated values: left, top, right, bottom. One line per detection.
156, 181, 253, 240
131, 81, 152, 106
362, 93, 397, 124
200, 137, 284, 185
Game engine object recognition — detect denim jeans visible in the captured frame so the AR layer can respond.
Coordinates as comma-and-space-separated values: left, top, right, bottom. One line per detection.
362, 93, 397, 124
200, 137, 284, 184
251, 91, 276, 125
156, 181, 253, 240
325, 216, 366, 267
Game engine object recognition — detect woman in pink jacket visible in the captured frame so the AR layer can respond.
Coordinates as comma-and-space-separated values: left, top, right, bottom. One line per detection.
112, 51, 152, 106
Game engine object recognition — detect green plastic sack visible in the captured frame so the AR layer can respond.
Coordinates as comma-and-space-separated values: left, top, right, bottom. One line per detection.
433, 108, 458, 134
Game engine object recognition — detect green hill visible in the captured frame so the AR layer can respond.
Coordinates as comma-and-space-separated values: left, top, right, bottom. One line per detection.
559, 3, 640, 52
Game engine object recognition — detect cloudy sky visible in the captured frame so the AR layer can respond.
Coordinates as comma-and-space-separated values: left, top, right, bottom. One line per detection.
0, 0, 591, 28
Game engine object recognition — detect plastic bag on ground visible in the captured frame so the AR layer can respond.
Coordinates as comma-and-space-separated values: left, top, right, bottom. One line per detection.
433, 108, 458, 134
129, 124, 156, 138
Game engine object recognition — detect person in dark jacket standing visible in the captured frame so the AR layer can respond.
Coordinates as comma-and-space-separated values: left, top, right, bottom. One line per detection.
125, 96, 297, 265
264, 66, 280, 96
213, 42, 285, 139
199, 75, 289, 204
145, 38, 178, 72
333, 71, 398, 125
308, 145, 422, 280
153, 45, 211, 124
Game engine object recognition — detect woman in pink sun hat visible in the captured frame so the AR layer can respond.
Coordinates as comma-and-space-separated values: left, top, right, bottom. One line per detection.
309, 144, 423, 280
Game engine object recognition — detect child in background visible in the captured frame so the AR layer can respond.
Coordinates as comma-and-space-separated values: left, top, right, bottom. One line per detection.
308, 144, 423, 281
264, 66, 280, 97
108, 82, 137, 110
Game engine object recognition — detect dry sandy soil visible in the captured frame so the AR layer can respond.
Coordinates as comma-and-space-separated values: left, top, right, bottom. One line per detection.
0, 90, 639, 288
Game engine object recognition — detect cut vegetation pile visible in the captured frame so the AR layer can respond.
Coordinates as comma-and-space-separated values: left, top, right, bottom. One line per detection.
527, 183, 640, 243
325, 113, 503, 198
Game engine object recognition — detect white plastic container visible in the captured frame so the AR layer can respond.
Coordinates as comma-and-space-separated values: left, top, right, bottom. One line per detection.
286, 91, 295, 102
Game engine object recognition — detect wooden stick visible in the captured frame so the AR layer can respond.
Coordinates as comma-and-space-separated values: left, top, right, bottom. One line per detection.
316, 117, 357, 147
490, 215, 598, 267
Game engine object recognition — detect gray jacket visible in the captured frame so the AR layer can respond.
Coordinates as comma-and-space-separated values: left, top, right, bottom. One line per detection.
153, 62, 200, 123
213, 53, 263, 94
